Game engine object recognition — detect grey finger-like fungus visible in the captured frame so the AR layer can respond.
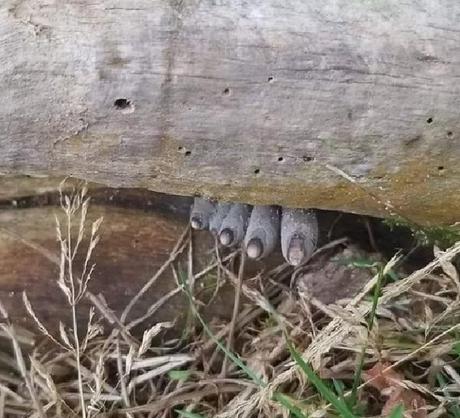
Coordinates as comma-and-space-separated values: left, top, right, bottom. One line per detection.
244, 205, 280, 260
218, 203, 251, 247
209, 202, 232, 236
281, 208, 318, 266
190, 197, 215, 230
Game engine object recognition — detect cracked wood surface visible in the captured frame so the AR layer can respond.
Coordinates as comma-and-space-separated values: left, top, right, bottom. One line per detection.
1, 0, 459, 225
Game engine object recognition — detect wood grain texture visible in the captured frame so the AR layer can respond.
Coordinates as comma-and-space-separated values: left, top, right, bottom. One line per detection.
0, 176, 101, 200
1, 1, 459, 225
0, 200, 236, 335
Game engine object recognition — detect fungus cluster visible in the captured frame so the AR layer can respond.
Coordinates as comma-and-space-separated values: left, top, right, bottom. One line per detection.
190, 198, 318, 266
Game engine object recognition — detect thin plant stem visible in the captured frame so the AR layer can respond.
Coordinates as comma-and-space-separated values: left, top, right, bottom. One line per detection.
220, 252, 246, 377
66, 207, 87, 418
350, 266, 385, 408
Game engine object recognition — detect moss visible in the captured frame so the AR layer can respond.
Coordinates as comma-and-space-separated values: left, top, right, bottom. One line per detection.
198, 272, 219, 295
383, 217, 460, 249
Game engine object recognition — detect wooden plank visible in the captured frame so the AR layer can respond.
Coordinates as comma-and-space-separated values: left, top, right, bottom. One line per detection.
0, 176, 99, 201
0, 200, 236, 335
1, 1, 460, 225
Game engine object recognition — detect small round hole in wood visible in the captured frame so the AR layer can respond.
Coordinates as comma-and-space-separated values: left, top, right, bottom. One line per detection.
114, 98, 134, 114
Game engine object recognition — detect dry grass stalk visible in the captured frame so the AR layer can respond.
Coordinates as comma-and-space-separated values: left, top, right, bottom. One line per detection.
0, 182, 459, 418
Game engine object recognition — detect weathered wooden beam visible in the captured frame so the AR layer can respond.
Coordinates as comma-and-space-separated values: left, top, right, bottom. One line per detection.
0, 200, 237, 334
1, 1, 459, 225
0, 176, 99, 201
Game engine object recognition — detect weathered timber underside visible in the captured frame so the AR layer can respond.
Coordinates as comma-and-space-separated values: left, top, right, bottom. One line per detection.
1, 1, 459, 225
0, 188, 239, 334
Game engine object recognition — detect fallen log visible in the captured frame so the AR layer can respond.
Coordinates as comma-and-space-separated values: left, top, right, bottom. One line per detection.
1, 1, 459, 225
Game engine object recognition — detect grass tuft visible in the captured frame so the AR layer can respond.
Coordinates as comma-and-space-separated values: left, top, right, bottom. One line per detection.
0, 183, 458, 417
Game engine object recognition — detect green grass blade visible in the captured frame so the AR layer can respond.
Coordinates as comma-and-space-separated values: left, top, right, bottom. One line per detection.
266, 296, 355, 417
188, 305, 311, 417
273, 393, 309, 418
195, 305, 265, 385
349, 345, 366, 409
367, 269, 385, 332
176, 410, 207, 418
437, 373, 460, 418
332, 379, 345, 398
179, 266, 313, 417
386, 269, 400, 282
388, 404, 404, 418
285, 336, 357, 418
350, 266, 386, 407
168, 369, 191, 382
453, 341, 460, 357
178, 268, 265, 386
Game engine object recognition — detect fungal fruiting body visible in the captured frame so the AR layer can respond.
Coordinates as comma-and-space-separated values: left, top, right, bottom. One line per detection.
190, 197, 216, 230
189, 198, 318, 266
218, 203, 251, 247
281, 208, 318, 266
244, 205, 280, 260
209, 202, 232, 236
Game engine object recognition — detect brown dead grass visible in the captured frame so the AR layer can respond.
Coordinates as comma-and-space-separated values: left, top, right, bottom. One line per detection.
0, 183, 459, 418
